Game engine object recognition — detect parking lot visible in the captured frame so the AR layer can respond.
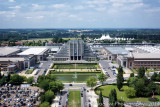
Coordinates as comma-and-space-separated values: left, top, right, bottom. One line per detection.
0, 84, 42, 107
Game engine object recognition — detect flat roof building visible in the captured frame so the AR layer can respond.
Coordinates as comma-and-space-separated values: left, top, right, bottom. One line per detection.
18, 47, 49, 61
102, 47, 129, 61
0, 47, 21, 57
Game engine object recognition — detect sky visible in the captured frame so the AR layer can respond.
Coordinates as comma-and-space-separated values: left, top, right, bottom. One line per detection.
0, 0, 160, 28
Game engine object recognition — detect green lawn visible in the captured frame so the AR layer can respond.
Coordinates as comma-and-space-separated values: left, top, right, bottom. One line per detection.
25, 69, 34, 74
50, 70, 101, 73
53, 63, 100, 69
68, 91, 81, 107
95, 85, 160, 103
51, 72, 101, 75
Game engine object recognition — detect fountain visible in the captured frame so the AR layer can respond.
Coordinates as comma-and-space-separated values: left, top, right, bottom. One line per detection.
72, 72, 77, 83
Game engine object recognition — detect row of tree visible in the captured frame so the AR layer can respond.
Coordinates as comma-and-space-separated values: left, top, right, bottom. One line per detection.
0, 72, 34, 85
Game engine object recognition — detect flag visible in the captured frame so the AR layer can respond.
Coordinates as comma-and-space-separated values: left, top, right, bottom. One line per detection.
74, 51, 77, 55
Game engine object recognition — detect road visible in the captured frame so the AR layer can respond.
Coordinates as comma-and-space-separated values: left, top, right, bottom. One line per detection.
99, 60, 116, 78
34, 60, 53, 82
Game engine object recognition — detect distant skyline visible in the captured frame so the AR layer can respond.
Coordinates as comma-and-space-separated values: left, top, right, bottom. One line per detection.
0, 0, 160, 28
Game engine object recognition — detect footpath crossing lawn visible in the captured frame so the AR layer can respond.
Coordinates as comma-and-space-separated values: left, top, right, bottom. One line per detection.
53, 63, 100, 69
95, 85, 160, 103
68, 91, 81, 107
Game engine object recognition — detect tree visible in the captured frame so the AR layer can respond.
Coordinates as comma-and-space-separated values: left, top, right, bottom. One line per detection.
27, 76, 34, 84
37, 75, 46, 83
52, 36, 58, 43
125, 87, 136, 98
49, 81, 64, 93
130, 73, 134, 77
137, 67, 145, 78
44, 90, 55, 104
127, 77, 138, 87
109, 89, 117, 107
97, 73, 107, 84
39, 79, 50, 91
151, 72, 157, 81
0, 77, 7, 85
45, 74, 56, 82
86, 76, 97, 89
117, 66, 124, 91
156, 73, 160, 82
0, 70, 2, 79
10, 74, 25, 85
6, 72, 11, 82
40, 102, 51, 107
98, 91, 104, 107
135, 79, 147, 97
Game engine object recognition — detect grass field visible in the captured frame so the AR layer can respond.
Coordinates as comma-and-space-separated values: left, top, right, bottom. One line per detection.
25, 69, 34, 74
53, 63, 100, 69
68, 91, 81, 107
20, 38, 52, 42
20, 37, 80, 42
95, 85, 160, 103
63, 38, 81, 40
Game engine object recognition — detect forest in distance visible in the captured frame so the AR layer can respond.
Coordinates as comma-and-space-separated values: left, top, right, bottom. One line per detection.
1, 28, 160, 43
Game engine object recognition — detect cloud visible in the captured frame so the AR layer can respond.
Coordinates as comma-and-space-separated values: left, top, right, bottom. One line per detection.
74, 5, 85, 10
6, 12, 16, 18
32, 4, 45, 10
25, 16, 32, 19
68, 14, 83, 21
0, 11, 6, 14
50, 4, 69, 9
9, 0, 15, 3
9, 6, 21, 9
37, 16, 44, 19
145, 7, 160, 13
109, 0, 142, 3
95, 7, 107, 11
87, 0, 109, 5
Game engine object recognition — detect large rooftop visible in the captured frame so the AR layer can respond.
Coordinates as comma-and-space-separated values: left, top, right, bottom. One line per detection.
133, 53, 160, 59
0, 57, 25, 62
18, 47, 48, 55
0, 47, 20, 56
105, 47, 128, 55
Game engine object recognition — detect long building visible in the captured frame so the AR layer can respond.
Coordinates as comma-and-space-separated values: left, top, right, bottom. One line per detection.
53, 39, 97, 60
117, 53, 160, 69
0, 55, 35, 72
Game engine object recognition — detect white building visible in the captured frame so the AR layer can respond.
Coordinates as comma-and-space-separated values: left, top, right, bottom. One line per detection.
18, 47, 49, 61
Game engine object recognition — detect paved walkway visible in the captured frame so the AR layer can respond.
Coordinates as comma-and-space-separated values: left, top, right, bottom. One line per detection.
86, 89, 98, 107
51, 94, 60, 107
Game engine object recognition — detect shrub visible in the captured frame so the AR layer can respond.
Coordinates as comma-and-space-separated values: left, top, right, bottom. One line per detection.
125, 87, 136, 98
